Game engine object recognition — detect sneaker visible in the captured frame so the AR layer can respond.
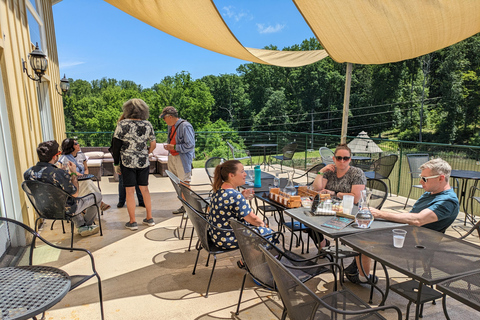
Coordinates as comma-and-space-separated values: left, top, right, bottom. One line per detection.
344, 260, 358, 275
117, 202, 125, 208
142, 218, 155, 226
125, 221, 138, 230
172, 206, 185, 214
138, 202, 146, 208
78, 225, 100, 237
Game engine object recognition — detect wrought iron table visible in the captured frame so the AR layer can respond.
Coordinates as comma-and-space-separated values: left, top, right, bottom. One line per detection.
0, 265, 71, 320
436, 271, 480, 319
341, 226, 480, 320
450, 169, 480, 225
251, 143, 277, 171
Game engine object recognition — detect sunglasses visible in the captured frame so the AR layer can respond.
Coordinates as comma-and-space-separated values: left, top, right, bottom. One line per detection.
74, 142, 79, 145
55, 151, 62, 156
419, 174, 440, 183
335, 156, 351, 161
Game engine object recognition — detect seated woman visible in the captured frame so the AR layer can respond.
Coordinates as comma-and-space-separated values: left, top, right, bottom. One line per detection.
310, 144, 371, 284
59, 138, 111, 211
207, 160, 273, 250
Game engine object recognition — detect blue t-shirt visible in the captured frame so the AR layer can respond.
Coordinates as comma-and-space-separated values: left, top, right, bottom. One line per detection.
411, 188, 459, 232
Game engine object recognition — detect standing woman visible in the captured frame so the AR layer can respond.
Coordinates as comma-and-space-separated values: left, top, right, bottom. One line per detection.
111, 99, 156, 230
59, 138, 111, 211
208, 160, 273, 250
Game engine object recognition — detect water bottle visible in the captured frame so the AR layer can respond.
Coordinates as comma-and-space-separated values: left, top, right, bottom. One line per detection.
254, 165, 262, 188
273, 173, 280, 188
355, 189, 374, 228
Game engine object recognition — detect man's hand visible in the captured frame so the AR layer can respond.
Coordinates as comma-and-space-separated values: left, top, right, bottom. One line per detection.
369, 207, 382, 218
164, 144, 175, 151
67, 161, 77, 174
114, 165, 122, 175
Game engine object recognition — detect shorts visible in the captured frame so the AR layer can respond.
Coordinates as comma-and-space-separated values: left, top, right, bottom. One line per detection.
168, 154, 192, 182
121, 164, 149, 187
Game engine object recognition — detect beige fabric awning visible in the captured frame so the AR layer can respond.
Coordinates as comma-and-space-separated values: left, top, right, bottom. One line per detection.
104, 0, 328, 67
294, 0, 480, 64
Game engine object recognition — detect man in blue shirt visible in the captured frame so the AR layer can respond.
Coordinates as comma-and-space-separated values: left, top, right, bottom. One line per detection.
346, 158, 459, 284
160, 106, 195, 214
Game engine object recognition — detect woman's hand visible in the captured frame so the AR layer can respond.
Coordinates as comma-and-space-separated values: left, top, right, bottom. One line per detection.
321, 164, 336, 173
67, 161, 77, 174
242, 188, 255, 201
320, 189, 336, 196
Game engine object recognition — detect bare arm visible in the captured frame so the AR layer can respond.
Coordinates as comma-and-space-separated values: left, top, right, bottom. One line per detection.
338, 184, 365, 204
370, 207, 439, 226
312, 164, 335, 191
67, 161, 79, 197
244, 211, 266, 227
83, 160, 89, 174
149, 140, 156, 154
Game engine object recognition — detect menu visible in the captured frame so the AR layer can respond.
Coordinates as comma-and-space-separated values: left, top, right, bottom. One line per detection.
321, 216, 354, 230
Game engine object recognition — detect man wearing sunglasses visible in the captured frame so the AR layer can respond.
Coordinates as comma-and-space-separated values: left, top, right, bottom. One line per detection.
349, 158, 459, 285
24, 140, 102, 237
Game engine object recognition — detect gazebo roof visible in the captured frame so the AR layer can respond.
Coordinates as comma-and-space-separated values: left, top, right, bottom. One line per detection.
347, 131, 383, 153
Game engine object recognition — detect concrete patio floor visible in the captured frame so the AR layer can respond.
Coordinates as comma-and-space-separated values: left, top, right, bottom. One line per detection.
29, 167, 480, 319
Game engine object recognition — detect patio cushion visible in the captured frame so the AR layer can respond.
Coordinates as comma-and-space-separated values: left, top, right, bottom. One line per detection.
84, 151, 105, 159
87, 159, 102, 167
152, 143, 168, 157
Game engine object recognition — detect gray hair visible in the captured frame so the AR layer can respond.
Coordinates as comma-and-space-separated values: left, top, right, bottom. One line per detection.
420, 158, 451, 182
122, 98, 149, 120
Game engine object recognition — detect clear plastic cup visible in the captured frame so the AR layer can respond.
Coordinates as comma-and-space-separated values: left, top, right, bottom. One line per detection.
392, 229, 407, 248
342, 195, 354, 214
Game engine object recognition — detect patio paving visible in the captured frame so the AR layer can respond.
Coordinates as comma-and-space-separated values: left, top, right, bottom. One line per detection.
27, 167, 480, 319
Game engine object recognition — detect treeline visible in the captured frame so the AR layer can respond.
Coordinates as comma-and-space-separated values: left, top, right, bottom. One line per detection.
63, 35, 480, 144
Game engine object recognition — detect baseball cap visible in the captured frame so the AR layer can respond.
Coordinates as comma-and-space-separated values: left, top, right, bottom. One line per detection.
160, 106, 178, 119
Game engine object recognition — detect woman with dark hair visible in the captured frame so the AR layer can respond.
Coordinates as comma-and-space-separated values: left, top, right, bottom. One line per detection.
111, 98, 156, 231
208, 160, 273, 250
59, 138, 111, 211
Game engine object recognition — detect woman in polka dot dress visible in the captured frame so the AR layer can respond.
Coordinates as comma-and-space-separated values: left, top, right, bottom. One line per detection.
207, 160, 273, 250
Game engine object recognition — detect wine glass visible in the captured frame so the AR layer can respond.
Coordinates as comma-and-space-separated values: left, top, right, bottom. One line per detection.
245, 170, 254, 186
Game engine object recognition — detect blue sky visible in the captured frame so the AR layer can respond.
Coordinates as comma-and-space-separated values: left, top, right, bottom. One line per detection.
53, 0, 316, 88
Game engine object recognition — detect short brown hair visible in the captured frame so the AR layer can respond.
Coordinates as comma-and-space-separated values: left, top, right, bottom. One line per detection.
37, 140, 59, 162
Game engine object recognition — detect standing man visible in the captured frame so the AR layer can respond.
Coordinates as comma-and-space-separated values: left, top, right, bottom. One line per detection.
160, 106, 195, 214
24, 140, 102, 236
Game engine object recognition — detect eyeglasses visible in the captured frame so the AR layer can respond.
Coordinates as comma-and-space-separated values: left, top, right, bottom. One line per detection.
419, 174, 440, 183
335, 156, 351, 161
74, 142, 79, 145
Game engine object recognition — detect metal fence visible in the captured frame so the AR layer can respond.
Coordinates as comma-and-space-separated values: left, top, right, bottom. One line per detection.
67, 131, 480, 211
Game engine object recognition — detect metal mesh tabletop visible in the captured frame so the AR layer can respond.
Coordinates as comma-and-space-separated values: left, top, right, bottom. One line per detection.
341, 226, 480, 284
0, 266, 71, 320
437, 272, 480, 312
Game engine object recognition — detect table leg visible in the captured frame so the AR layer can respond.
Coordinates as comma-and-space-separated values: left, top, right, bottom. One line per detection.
441, 294, 451, 320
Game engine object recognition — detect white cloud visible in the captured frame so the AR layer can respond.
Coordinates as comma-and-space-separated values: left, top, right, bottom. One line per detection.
256, 23, 285, 34
60, 61, 85, 68
222, 6, 251, 22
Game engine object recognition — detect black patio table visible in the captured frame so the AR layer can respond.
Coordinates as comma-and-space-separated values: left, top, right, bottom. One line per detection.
251, 143, 278, 171
340, 225, 480, 320
436, 271, 480, 319
0, 265, 71, 320
450, 169, 480, 225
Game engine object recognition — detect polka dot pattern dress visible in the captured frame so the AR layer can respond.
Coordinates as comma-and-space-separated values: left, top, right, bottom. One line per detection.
207, 188, 273, 249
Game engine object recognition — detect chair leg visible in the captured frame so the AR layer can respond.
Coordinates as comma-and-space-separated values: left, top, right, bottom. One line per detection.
95, 204, 103, 236
235, 273, 247, 315
188, 227, 195, 251
388, 178, 393, 196
70, 219, 74, 251
404, 185, 414, 209
205, 254, 217, 297
193, 246, 202, 275
95, 273, 105, 320
181, 217, 189, 240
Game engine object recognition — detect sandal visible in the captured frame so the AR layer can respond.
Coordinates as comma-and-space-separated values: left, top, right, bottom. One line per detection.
101, 202, 111, 211
237, 259, 246, 270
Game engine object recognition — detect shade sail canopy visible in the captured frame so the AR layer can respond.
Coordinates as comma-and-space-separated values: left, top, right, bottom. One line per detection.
104, 0, 328, 67
347, 131, 383, 154
293, 0, 480, 64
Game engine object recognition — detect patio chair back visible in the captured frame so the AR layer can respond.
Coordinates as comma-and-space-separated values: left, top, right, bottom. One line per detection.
205, 157, 225, 183
0, 217, 105, 319
293, 163, 326, 185
165, 169, 182, 199
365, 154, 398, 196
22, 180, 103, 249
271, 142, 297, 172
319, 147, 335, 165
260, 246, 402, 320
226, 141, 252, 165
403, 153, 429, 208
366, 179, 388, 210
179, 183, 209, 214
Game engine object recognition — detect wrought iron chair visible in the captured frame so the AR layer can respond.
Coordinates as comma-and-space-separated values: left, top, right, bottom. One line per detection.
403, 153, 430, 209
226, 141, 252, 166
364, 154, 398, 196
204, 157, 225, 184
271, 142, 298, 172
179, 197, 237, 298
261, 246, 402, 320
229, 219, 331, 316
366, 178, 388, 210
0, 217, 104, 319
21, 180, 103, 249
293, 163, 326, 186
319, 147, 335, 165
